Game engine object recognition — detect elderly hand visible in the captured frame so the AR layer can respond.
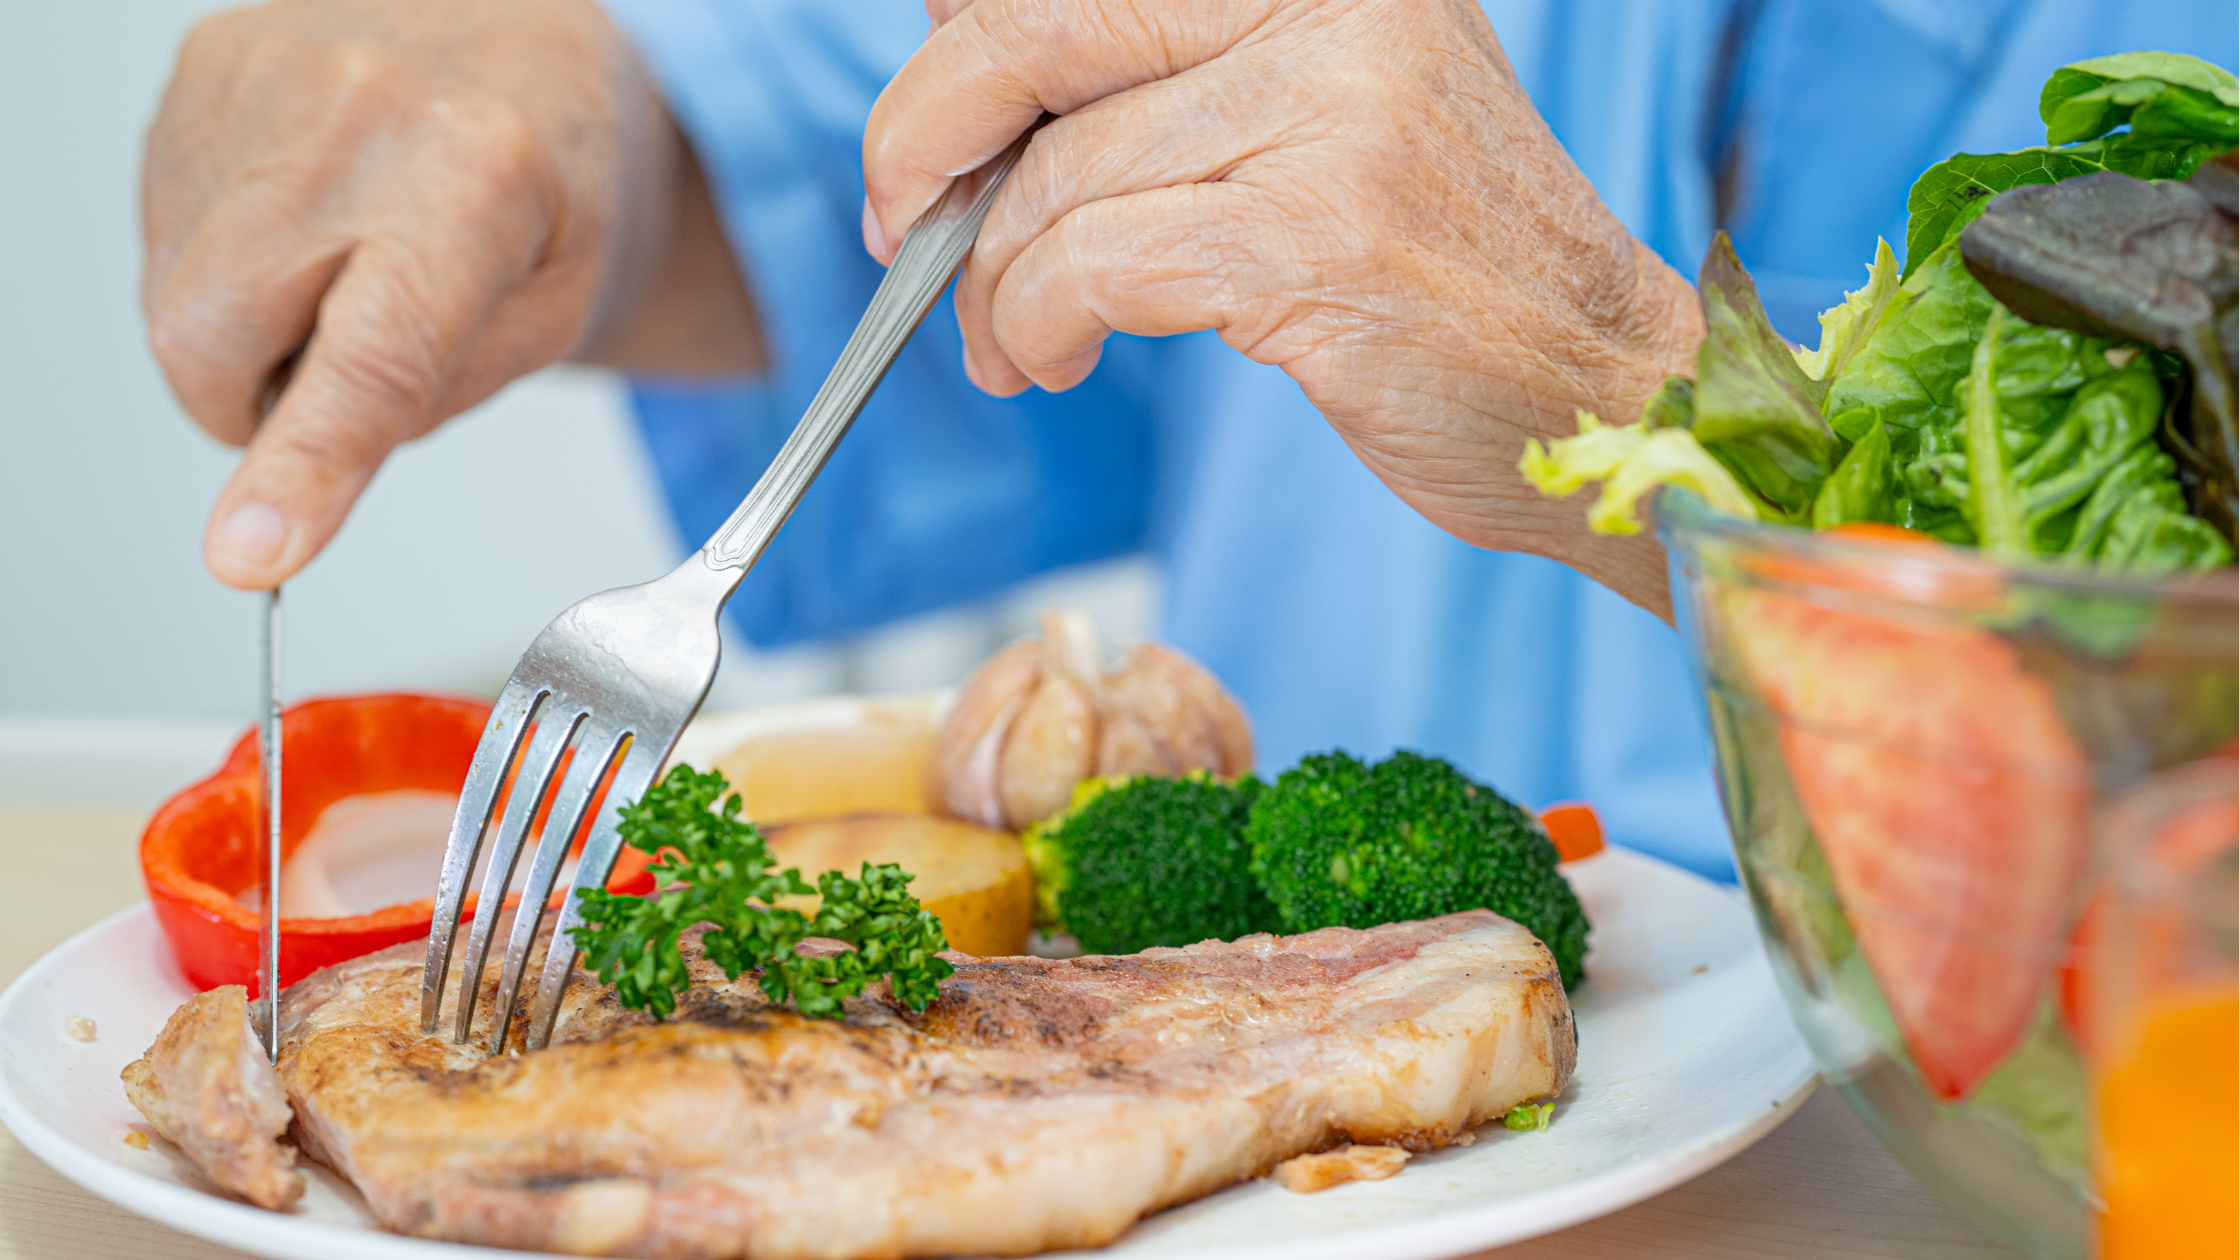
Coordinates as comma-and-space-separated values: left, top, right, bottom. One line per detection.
145, 0, 752, 590
863, 0, 1703, 614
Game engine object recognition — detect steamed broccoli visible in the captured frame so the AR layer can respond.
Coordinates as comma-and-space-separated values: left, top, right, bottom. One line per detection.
1020, 772, 1279, 955
1245, 750, 1590, 987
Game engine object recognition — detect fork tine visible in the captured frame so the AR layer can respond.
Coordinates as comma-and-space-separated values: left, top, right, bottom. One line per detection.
451, 705, 585, 1043
520, 738, 670, 1052
419, 682, 545, 1035
484, 725, 632, 1054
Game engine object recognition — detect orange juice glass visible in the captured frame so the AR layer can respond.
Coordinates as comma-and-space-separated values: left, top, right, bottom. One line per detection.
2089, 760, 2239, 1260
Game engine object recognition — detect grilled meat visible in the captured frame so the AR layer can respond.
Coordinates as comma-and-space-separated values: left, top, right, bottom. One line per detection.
120, 985, 304, 1210
130, 911, 1573, 1258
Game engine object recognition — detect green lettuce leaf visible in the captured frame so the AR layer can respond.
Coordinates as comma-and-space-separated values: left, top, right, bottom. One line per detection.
1824, 239, 2000, 534
2067, 442, 2235, 572
1640, 374, 1696, 429
1962, 308, 2041, 558
1692, 233, 1844, 514
1953, 307, 2231, 570
1794, 239, 1902, 383
1963, 1007, 2090, 1185
1811, 418, 1896, 528
1524, 52, 2236, 573
1519, 411, 1762, 534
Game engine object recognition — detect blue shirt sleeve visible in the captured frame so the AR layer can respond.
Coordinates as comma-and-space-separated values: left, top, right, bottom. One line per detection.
597, 0, 1164, 646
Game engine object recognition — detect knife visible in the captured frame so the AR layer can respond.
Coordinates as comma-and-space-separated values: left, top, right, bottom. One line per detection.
255, 585, 282, 1061
251, 351, 297, 1063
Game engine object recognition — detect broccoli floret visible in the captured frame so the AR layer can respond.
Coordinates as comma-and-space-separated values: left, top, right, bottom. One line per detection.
1245, 750, 1590, 988
1020, 772, 1279, 955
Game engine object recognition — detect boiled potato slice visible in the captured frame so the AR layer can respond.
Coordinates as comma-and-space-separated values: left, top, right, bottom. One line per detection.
712, 718, 937, 825
764, 814, 1033, 958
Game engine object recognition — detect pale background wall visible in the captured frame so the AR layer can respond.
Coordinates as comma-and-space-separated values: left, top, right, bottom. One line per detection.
0, 0, 1153, 803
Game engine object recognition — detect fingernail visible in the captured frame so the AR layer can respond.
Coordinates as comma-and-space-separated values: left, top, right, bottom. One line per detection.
861, 197, 895, 262
212, 502, 288, 570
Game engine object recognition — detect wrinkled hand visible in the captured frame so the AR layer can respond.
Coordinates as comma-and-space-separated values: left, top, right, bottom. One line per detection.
863, 0, 1703, 613
145, 0, 676, 589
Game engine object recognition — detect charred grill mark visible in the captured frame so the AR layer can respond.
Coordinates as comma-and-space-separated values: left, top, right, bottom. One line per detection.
909, 975, 1116, 1049
401, 1061, 460, 1086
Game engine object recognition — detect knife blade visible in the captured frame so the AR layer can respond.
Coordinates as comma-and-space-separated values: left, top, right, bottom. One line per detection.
256, 585, 282, 1061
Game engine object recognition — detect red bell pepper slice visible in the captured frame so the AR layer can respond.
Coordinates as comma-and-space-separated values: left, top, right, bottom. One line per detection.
1538, 802, 1606, 863
140, 692, 652, 995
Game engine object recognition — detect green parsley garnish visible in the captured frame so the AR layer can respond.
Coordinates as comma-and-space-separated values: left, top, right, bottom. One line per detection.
568, 765, 953, 1019
1502, 1102, 1555, 1132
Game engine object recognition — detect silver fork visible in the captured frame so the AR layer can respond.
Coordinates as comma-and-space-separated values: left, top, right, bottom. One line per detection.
418, 127, 1038, 1055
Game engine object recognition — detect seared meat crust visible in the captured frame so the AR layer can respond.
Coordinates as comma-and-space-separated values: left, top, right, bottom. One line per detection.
120, 985, 304, 1210
146, 912, 1574, 1258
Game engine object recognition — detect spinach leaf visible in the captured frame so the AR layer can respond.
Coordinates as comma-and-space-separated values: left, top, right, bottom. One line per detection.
1902, 52, 2238, 277
1902, 141, 2225, 278
2041, 52, 2239, 146
1691, 233, 1842, 515
1904, 150, 2108, 281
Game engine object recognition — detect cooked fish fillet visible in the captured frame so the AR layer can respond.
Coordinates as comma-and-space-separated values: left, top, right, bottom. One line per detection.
120, 984, 303, 1210
137, 911, 1573, 1258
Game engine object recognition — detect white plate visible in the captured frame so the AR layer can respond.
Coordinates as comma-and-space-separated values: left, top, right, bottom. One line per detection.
0, 849, 1814, 1260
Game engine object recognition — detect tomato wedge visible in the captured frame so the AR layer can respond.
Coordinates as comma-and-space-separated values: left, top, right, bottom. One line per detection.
1725, 590, 2090, 1101
1824, 522, 1942, 546
1745, 521, 2006, 610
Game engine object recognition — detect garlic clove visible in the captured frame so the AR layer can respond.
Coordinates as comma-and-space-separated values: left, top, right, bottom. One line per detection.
1130, 642, 1255, 775
926, 638, 1042, 827
1104, 647, 1222, 775
1096, 707, 1180, 779
951, 691, 1029, 829
929, 610, 1254, 830
1039, 609, 1104, 682
997, 671, 1101, 829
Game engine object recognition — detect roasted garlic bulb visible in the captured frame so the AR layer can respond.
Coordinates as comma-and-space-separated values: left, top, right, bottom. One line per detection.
927, 610, 1254, 830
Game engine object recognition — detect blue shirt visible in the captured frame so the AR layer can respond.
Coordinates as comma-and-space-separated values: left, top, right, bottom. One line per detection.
600, 0, 2236, 880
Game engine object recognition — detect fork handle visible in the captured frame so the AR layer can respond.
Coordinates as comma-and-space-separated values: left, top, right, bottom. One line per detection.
698, 122, 1044, 575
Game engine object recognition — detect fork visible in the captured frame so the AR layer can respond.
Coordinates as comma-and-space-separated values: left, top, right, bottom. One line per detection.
418, 126, 1039, 1055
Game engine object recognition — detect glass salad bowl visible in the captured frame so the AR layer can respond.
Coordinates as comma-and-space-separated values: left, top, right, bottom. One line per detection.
1657, 489, 2238, 1260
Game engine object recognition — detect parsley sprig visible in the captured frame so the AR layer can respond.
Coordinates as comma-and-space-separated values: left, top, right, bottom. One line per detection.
569, 765, 953, 1019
